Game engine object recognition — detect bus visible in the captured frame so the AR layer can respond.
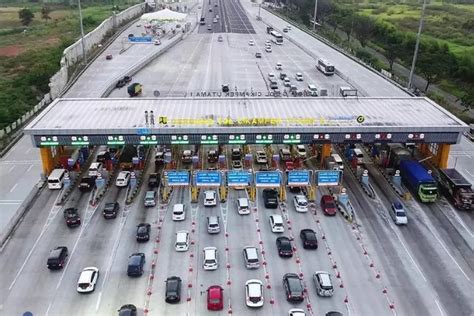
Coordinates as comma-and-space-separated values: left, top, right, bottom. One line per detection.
316, 58, 335, 75
48, 168, 67, 190
270, 31, 283, 45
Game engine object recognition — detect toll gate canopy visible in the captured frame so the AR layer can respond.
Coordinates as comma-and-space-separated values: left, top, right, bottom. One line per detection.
24, 97, 468, 146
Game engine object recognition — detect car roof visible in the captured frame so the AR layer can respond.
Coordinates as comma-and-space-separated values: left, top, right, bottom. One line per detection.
173, 204, 184, 211
295, 195, 307, 201
208, 285, 222, 298
393, 201, 403, 209
315, 271, 332, 284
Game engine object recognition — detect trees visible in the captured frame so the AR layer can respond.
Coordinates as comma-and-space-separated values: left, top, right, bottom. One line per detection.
353, 15, 375, 47
41, 6, 52, 23
18, 8, 34, 27
457, 89, 474, 113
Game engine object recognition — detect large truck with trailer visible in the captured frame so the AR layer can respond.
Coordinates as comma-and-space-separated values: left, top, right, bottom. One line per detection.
399, 160, 438, 203
437, 168, 473, 211
119, 146, 136, 170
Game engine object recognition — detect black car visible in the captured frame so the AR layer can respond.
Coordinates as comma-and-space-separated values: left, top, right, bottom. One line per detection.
63, 208, 81, 227
222, 84, 229, 93
282, 273, 304, 303
289, 186, 301, 193
263, 189, 278, 208
276, 236, 293, 257
118, 304, 137, 316
300, 229, 318, 249
280, 72, 287, 80
255, 52, 262, 58
103, 202, 119, 219
127, 253, 145, 277
165, 276, 182, 303
116, 76, 132, 88
79, 176, 95, 192
47, 246, 68, 270
148, 173, 160, 188
136, 223, 151, 242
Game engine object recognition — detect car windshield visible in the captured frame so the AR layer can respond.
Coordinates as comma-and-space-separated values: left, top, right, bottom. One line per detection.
297, 200, 307, 206
305, 232, 316, 240
209, 298, 220, 303
105, 203, 115, 209
396, 211, 406, 217
138, 226, 147, 233
78, 282, 90, 288
326, 202, 336, 209
205, 259, 215, 264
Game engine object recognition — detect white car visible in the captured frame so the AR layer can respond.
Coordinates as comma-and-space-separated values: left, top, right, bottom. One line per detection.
203, 247, 218, 270
268, 73, 276, 80
284, 77, 291, 87
275, 62, 282, 70
265, 40, 271, 45
295, 73, 303, 81
289, 309, 306, 316
296, 144, 307, 159
390, 202, 408, 225
293, 195, 308, 213
204, 190, 217, 207
269, 214, 284, 233
287, 25, 292, 30
153, 39, 161, 45
245, 279, 264, 307
172, 203, 185, 221
255, 151, 268, 164
248, 40, 254, 46
265, 46, 272, 53
213, 18, 218, 23
115, 171, 131, 187
77, 267, 99, 293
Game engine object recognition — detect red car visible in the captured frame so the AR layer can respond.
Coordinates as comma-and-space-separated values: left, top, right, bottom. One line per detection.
320, 195, 337, 216
207, 285, 223, 310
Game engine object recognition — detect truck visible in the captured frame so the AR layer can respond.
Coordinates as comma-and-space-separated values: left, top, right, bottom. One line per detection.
437, 168, 473, 210
119, 145, 136, 170
399, 160, 438, 203
200, 17, 205, 25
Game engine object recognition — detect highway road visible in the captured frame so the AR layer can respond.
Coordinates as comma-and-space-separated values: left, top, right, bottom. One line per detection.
0, 0, 473, 315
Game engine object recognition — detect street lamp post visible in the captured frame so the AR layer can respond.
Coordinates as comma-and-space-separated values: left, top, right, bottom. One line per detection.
312, 0, 318, 31
78, 0, 87, 64
407, 0, 427, 90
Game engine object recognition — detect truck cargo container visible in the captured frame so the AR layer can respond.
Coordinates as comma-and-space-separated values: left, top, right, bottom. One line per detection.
437, 169, 473, 211
399, 160, 437, 203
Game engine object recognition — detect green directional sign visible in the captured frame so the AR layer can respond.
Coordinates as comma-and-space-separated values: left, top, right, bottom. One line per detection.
228, 134, 246, 144
40, 136, 59, 146
283, 134, 300, 144
171, 135, 189, 145
107, 135, 125, 145
140, 135, 157, 145
71, 136, 89, 146
256, 134, 273, 144
200, 135, 218, 144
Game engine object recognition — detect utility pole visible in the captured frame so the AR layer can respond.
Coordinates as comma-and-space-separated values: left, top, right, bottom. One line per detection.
78, 0, 87, 64
407, 0, 427, 90
312, 0, 318, 31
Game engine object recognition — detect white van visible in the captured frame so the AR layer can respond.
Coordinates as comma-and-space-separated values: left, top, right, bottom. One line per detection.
88, 162, 103, 178
352, 148, 364, 165
269, 214, 284, 233
48, 168, 67, 190
331, 153, 344, 170
307, 84, 318, 96
172, 204, 185, 221
237, 198, 250, 215
175, 231, 190, 251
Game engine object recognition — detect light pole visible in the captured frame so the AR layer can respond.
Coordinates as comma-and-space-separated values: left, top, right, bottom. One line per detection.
312, 0, 318, 31
407, 0, 427, 90
78, 0, 87, 64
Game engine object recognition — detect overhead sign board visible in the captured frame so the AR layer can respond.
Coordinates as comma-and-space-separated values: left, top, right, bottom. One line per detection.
316, 170, 342, 186
227, 171, 250, 187
166, 171, 190, 186
196, 171, 221, 187
255, 171, 281, 187
287, 170, 310, 186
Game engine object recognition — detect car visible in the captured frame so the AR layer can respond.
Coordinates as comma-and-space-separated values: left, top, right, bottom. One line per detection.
144, 190, 157, 207
213, 18, 217, 23
116, 171, 131, 187
268, 72, 276, 80
283, 27, 288, 32
209, 8, 213, 12
204, 190, 217, 207
218, 35, 223, 42
280, 72, 287, 80
289, 186, 301, 193
222, 84, 229, 92
136, 223, 151, 242
320, 195, 337, 216
77, 267, 99, 293
207, 215, 220, 234
263, 189, 278, 208
237, 197, 250, 215
295, 73, 303, 81
287, 25, 292, 30
207, 24, 212, 30
148, 173, 160, 187
106, 54, 113, 60
276, 236, 293, 257
103, 202, 119, 219
203, 246, 218, 270
118, 304, 137, 316
214, 3, 218, 6
276, 62, 282, 70
293, 195, 308, 212
296, 145, 307, 159
231, 148, 242, 160
232, 160, 243, 170
245, 279, 264, 307
390, 201, 408, 225
313, 271, 334, 296
255, 151, 268, 164
115, 76, 132, 88
172, 203, 186, 221
64, 208, 81, 227
265, 46, 272, 52
243, 246, 260, 269
47, 246, 68, 270
154, 39, 161, 45
269, 214, 284, 233
248, 40, 254, 46
265, 40, 271, 45
255, 52, 262, 58
175, 230, 190, 251
207, 285, 224, 310
300, 229, 318, 249
165, 276, 182, 303
284, 77, 291, 87
127, 253, 145, 277
279, 148, 292, 161
282, 273, 304, 302
289, 309, 306, 316
325, 312, 343, 316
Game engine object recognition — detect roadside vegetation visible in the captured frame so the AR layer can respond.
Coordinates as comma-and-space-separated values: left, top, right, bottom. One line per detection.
0, 0, 140, 129
273, 0, 474, 122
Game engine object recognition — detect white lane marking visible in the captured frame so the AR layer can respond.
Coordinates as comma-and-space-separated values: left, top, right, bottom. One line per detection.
45, 302, 53, 316
26, 164, 34, 172
0, 160, 41, 165
25, 148, 32, 154
0, 199, 22, 203
95, 292, 102, 311
8, 165, 15, 173
9, 183, 18, 193
449, 209, 473, 238
435, 299, 446, 316
8, 193, 62, 290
